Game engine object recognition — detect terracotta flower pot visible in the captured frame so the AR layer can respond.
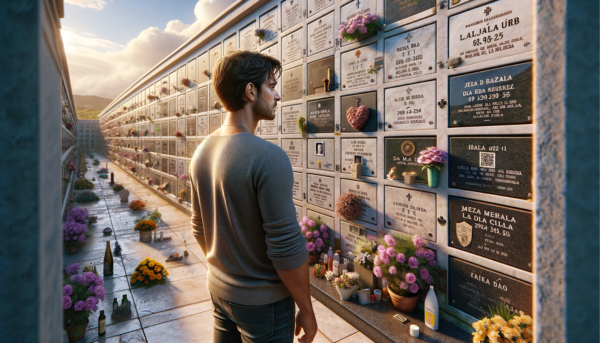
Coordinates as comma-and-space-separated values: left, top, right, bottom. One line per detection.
308, 254, 319, 264
388, 286, 419, 312
65, 318, 89, 342
67, 246, 79, 255
139, 231, 152, 242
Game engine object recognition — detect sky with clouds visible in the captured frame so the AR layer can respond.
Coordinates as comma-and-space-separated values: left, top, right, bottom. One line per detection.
62, 0, 236, 99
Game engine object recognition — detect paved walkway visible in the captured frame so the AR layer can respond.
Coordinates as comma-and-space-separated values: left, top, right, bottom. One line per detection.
65, 155, 373, 343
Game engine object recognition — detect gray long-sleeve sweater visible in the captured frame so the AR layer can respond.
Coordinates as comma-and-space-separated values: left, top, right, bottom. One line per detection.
189, 132, 307, 306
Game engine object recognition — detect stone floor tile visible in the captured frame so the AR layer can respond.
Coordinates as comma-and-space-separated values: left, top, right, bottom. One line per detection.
186, 243, 206, 262
88, 290, 139, 330
131, 275, 210, 316
144, 311, 214, 343
65, 257, 127, 280
140, 300, 212, 327
164, 263, 208, 282
100, 329, 146, 343
103, 276, 131, 294
64, 249, 111, 266
311, 301, 358, 342
336, 332, 374, 343
117, 234, 185, 256
63, 318, 142, 343
121, 246, 201, 275
77, 236, 117, 254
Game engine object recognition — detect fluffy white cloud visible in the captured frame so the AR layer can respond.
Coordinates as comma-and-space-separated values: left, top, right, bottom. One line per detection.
65, 0, 107, 10
63, 0, 233, 99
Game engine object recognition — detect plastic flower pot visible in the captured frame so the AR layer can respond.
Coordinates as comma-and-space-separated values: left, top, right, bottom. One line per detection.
388, 287, 419, 312
403, 172, 417, 185
427, 168, 439, 188
336, 285, 358, 301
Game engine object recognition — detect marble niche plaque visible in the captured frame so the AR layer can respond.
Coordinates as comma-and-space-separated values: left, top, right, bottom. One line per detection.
187, 117, 196, 136
341, 138, 376, 177
281, 104, 302, 134
308, 0, 334, 18
154, 103, 161, 118
449, 62, 532, 127
449, 137, 533, 199
341, 43, 378, 90
259, 8, 278, 44
169, 140, 176, 156
209, 84, 221, 110
307, 12, 334, 55
340, 221, 377, 259
340, 0, 377, 45
187, 58, 197, 85
385, 81, 436, 130
307, 174, 334, 210
224, 34, 237, 55
281, 29, 303, 65
385, 0, 435, 28
261, 110, 278, 135
281, 66, 303, 102
385, 137, 436, 183
161, 157, 169, 173
449, 0, 533, 67
308, 210, 335, 246
196, 115, 208, 136
449, 257, 532, 318
384, 186, 436, 240
161, 102, 169, 118
169, 158, 177, 175
186, 139, 196, 158
177, 66, 186, 92
341, 92, 378, 132
281, 0, 303, 32
169, 71, 177, 94
177, 118, 186, 136
169, 119, 177, 136
160, 78, 168, 98
168, 177, 177, 195
265, 139, 278, 145
384, 23, 436, 82
177, 139, 186, 157
197, 86, 208, 113
197, 52, 209, 83
449, 196, 532, 271
308, 138, 334, 171
294, 205, 303, 222
307, 56, 335, 95
240, 22, 257, 51
281, 138, 303, 167
186, 90, 197, 114
177, 95, 186, 115
169, 98, 176, 117
261, 43, 279, 61
292, 172, 303, 200
307, 98, 335, 133
161, 122, 168, 137
155, 140, 161, 153
209, 114, 222, 134
340, 179, 377, 224
209, 44, 222, 76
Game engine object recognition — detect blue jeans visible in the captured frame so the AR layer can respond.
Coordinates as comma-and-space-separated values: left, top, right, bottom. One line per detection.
211, 293, 296, 343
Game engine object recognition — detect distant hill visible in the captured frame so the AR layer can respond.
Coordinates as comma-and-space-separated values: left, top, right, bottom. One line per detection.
74, 95, 113, 120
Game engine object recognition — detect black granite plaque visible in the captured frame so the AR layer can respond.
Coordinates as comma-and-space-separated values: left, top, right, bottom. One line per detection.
341, 92, 378, 133
307, 56, 335, 95
161, 140, 168, 155
161, 157, 169, 173
449, 63, 532, 127
449, 137, 532, 199
197, 86, 208, 113
168, 140, 176, 156
449, 197, 532, 271
307, 98, 335, 133
449, 257, 532, 318
384, 137, 436, 183
385, 0, 435, 25
187, 118, 196, 136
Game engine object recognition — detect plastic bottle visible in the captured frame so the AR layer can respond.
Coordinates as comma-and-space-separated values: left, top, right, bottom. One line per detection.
424, 285, 439, 330
327, 247, 334, 271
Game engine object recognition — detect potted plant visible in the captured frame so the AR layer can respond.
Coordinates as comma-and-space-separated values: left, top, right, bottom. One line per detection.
350, 235, 380, 290
374, 234, 436, 312
63, 220, 88, 255
130, 257, 169, 288
472, 305, 533, 343
75, 191, 100, 202
417, 147, 448, 188
332, 272, 360, 301
74, 178, 94, 190
63, 263, 105, 342
113, 184, 124, 192
134, 219, 156, 242
336, 192, 363, 221
338, 13, 383, 42
129, 199, 146, 210
300, 216, 331, 264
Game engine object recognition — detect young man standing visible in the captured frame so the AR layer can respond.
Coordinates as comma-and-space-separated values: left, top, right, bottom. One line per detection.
189, 51, 318, 343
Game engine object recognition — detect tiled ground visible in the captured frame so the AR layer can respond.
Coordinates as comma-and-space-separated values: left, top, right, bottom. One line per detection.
65, 155, 373, 343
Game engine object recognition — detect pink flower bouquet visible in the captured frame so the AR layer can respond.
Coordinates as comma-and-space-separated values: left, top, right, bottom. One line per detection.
417, 147, 448, 170
339, 13, 383, 42
300, 216, 332, 256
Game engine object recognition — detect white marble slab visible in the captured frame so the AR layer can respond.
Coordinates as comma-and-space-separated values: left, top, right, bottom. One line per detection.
384, 186, 436, 241
384, 23, 436, 82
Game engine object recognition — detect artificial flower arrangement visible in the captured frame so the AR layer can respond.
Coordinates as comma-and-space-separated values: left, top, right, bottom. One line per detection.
113, 184, 124, 191
366, 62, 379, 74
175, 112, 181, 117
134, 209, 163, 225
130, 257, 169, 289
472, 305, 533, 343
66, 122, 74, 130
313, 263, 327, 278
417, 147, 448, 188
74, 178, 94, 190
332, 272, 361, 300
297, 117, 307, 133
300, 216, 331, 257
134, 219, 156, 232
179, 174, 186, 181
254, 28, 266, 41
338, 13, 383, 42
63, 264, 106, 338
174, 131, 183, 137
129, 199, 146, 211
336, 192, 363, 221
352, 235, 378, 270
75, 191, 100, 202
142, 147, 149, 153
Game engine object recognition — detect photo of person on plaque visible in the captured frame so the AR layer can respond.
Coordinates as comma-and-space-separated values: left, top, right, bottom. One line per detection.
316, 142, 324, 156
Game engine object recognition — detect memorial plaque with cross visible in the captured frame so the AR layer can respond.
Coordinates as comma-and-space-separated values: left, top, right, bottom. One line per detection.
449, 137, 533, 199
177, 95, 186, 115
341, 43, 378, 90
385, 137, 436, 183
341, 92, 378, 132
169, 71, 178, 94
169, 140, 176, 156
209, 84, 221, 111
155, 139, 161, 154
384, 0, 435, 28
261, 109, 278, 135
341, 138, 377, 177
209, 114, 221, 134
224, 34, 238, 55
384, 186, 436, 241
449, 0, 533, 67
340, 221, 377, 259
154, 103, 161, 119
187, 58, 197, 86
308, 138, 334, 171
197, 86, 208, 113
307, 174, 335, 210
161, 102, 168, 118
281, 104, 302, 134
259, 8, 278, 44
307, 98, 335, 133
308, 12, 335, 55
186, 139, 196, 158
261, 43, 279, 61
209, 44, 222, 75
308, 0, 334, 18
384, 24, 436, 82
187, 117, 196, 137
281, 0, 303, 32
177, 139, 186, 157
340, 179, 377, 224
161, 157, 169, 173
169, 98, 176, 117
281, 66, 303, 102
169, 119, 177, 136
168, 177, 177, 195
186, 90, 197, 114
385, 81, 436, 131
177, 118, 186, 136
292, 172, 303, 200
340, 0, 377, 45
177, 66, 186, 92
281, 138, 303, 167
281, 29, 303, 65
168, 158, 176, 176
161, 122, 169, 137
197, 115, 208, 136
240, 22, 257, 51
177, 159, 186, 178
163, 139, 171, 155
307, 56, 335, 95
197, 52, 209, 84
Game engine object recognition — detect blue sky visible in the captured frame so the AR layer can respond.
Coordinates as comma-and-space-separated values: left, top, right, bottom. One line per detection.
61, 0, 235, 98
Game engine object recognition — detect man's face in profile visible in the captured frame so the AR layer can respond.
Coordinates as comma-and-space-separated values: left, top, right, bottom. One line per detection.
253, 76, 280, 121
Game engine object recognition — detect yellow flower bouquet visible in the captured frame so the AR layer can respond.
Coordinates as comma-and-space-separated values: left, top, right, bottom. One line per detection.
130, 257, 169, 289
472, 306, 533, 343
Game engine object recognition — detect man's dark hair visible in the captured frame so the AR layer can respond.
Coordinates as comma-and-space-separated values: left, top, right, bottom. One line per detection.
212, 50, 282, 112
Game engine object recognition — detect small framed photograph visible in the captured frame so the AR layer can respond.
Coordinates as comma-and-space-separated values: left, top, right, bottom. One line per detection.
354, 155, 362, 164
315, 142, 325, 156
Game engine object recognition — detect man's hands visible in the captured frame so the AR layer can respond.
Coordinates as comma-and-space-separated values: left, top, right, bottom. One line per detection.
295, 310, 318, 343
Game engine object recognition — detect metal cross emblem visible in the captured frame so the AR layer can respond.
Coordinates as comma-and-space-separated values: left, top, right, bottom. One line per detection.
319, 19, 322, 25
406, 87, 412, 95
406, 193, 412, 201
355, 50, 361, 58
317, 215, 321, 220
484, 6, 492, 15
405, 33, 413, 43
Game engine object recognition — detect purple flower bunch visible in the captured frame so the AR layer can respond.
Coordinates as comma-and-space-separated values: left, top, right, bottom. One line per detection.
63, 221, 88, 247
373, 234, 436, 296
142, 147, 149, 153
68, 208, 88, 224
300, 216, 331, 255
338, 13, 382, 42
63, 263, 105, 326
417, 147, 448, 168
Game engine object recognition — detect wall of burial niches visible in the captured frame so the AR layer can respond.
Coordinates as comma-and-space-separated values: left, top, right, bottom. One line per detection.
100, 0, 535, 326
